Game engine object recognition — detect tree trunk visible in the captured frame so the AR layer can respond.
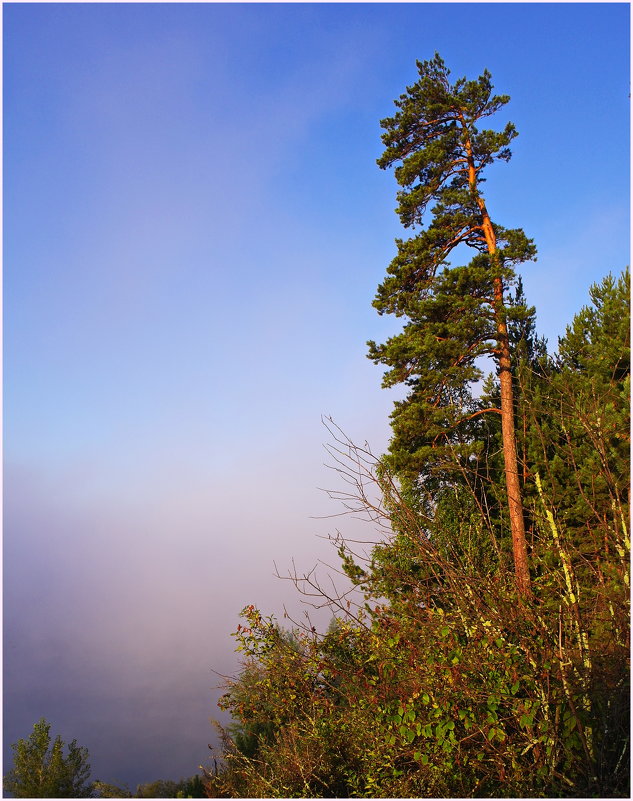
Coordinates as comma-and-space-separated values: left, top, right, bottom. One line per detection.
464, 128, 532, 597
493, 272, 532, 598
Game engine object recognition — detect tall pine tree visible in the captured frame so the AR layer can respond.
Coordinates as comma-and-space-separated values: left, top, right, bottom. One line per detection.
368, 54, 536, 596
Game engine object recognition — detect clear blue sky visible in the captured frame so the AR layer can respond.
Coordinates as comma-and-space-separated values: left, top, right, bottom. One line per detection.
4, 2, 629, 789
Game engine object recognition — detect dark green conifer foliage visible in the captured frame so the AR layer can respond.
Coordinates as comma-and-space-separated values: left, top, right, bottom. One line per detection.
527, 270, 630, 550
368, 54, 536, 595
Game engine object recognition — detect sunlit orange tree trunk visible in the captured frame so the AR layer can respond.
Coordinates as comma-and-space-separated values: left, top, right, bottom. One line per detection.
368, 54, 535, 596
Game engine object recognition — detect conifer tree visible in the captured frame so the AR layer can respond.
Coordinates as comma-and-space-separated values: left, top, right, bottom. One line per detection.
530, 269, 629, 548
368, 54, 536, 596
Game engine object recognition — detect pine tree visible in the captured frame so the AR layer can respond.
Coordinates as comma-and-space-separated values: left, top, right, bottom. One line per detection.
368, 54, 536, 596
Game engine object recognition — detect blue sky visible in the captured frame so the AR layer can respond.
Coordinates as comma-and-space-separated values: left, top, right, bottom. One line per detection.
4, 2, 630, 789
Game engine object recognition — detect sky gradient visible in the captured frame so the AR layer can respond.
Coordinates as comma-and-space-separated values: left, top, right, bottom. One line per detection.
4, 2, 630, 789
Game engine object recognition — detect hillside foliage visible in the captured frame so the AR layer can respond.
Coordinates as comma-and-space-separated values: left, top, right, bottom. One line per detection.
204, 268, 629, 798
204, 55, 629, 799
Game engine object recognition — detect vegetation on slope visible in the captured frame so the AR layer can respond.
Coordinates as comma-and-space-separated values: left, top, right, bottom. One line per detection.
205, 54, 630, 799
